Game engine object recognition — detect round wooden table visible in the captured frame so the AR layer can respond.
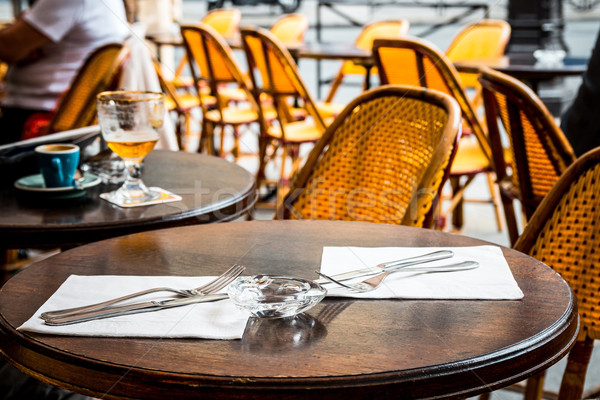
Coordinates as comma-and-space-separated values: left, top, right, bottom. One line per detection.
0, 220, 577, 399
0, 150, 257, 249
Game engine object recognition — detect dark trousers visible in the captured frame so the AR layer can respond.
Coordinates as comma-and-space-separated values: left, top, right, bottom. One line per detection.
561, 27, 600, 156
0, 106, 48, 145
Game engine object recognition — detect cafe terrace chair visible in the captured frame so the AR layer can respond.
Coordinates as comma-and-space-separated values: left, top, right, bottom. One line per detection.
445, 19, 511, 110
172, 8, 241, 91
153, 58, 208, 150
21, 43, 129, 140
372, 37, 503, 232
484, 147, 600, 400
180, 23, 265, 158
324, 19, 410, 104
478, 67, 576, 246
269, 13, 309, 46
240, 26, 333, 200
276, 85, 461, 228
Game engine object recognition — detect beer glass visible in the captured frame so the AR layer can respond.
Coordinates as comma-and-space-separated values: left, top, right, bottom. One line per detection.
97, 91, 165, 205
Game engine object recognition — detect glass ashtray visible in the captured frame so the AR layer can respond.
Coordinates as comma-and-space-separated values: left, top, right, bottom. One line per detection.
227, 275, 327, 319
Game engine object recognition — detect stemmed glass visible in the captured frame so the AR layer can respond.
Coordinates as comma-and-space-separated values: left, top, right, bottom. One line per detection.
96, 91, 165, 205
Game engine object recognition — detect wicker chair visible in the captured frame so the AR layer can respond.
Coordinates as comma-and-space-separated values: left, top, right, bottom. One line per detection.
493, 147, 600, 400
269, 13, 309, 46
324, 20, 409, 103
22, 43, 129, 139
372, 37, 503, 232
445, 19, 511, 110
173, 8, 241, 90
240, 26, 331, 198
180, 23, 266, 158
276, 85, 461, 228
479, 67, 576, 246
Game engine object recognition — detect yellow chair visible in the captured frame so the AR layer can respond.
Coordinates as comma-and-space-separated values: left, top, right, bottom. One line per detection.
276, 85, 462, 227
489, 147, 600, 400
173, 8, 242, 90
269, 13, 309, 46
324, 20, 410, 103
180, 23, 264, 158
446, 19, 511, 109
372, 37, 503, 232
478, 67, 576, 246
153, 58, 209, 150
240, 26, 329, 199
22, 43, 129, 139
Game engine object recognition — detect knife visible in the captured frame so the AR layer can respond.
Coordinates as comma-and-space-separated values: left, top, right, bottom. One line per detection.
314, 249, 453, 285
44, 293, 229, 326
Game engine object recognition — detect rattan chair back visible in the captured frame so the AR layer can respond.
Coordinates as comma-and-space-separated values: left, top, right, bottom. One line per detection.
276, 85, 461, 228
514, 147, 600, 400
180, 23, 260, 155
240, 26, 327, 138
269, 13, 309, 46
47, 43, 129, 134
324, 20, 409, 103
479, 67, 576, 245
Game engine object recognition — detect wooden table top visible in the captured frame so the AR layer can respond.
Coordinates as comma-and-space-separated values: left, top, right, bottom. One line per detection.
0, 220, 577, 400
0, 150, 257, 249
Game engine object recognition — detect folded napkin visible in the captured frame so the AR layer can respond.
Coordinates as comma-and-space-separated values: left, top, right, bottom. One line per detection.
320, 246, 523, 300
18, 275, 250, 339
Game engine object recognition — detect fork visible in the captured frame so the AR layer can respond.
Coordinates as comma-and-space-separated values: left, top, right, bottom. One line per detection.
317, 261, 479, 293
40, 264, 245, 320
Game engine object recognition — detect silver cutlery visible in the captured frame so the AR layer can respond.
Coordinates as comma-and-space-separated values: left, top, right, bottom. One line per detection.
313, 249, 454, 285
41, 264, 245, 321
317, 260, 479, 293
43, 293, 231, 326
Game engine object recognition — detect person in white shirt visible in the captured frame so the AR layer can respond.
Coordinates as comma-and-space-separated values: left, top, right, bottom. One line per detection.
0, 0, 130, 144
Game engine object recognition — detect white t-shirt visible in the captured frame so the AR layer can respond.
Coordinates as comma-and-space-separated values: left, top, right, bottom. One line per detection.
2, 0, 130, 110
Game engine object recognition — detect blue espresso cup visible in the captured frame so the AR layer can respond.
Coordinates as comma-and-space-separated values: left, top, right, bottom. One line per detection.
35, 144, 80, 188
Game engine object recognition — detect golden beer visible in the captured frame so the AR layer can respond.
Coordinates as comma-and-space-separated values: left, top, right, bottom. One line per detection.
105, 131, 159, 160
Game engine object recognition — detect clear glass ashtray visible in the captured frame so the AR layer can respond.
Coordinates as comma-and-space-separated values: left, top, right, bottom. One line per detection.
227, 275, 327, 319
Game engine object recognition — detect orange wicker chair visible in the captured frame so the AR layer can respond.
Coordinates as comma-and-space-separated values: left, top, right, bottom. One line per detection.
153, 58, 210, 150
276, 85, 462, 228
446, 19, 511, 109
173, 9, 241, 89
21, 43, 129, 140
488, 147, 600, 400
180, 23, 264, 158
269, 13, 309, 46
478, 67, 576, 246
372, 37, 502, 232
324, 20, 409, 103
240, 26, 330, 198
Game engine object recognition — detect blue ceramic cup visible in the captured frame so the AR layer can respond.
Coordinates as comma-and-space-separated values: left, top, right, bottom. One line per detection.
35, 144, 80, 188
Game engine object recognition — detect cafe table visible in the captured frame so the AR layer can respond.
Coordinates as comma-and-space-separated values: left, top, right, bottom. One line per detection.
0, 220, 578, 399
0, 150, 257, 249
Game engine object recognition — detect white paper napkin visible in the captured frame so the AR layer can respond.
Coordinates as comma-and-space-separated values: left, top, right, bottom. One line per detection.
320, 246, 524, 300
18, 275, 250, 339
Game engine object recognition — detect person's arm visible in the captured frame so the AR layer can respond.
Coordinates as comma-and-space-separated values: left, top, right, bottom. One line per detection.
0, 17, 51, 64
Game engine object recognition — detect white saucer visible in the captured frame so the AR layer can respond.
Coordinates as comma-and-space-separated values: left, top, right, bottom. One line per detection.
14, 173, 101, 193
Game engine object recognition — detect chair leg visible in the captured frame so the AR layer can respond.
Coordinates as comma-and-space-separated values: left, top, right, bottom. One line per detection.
499, 193, 520, 247
324, 70, 345, 103
558, 337, 594, 400
486, 172, 503, 232
524, 371, 546, 400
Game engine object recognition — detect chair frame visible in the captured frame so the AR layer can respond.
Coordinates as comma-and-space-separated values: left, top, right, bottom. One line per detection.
324, 19, 409, 103
277, 84, 462, 228
240, 26, 328, 192
180, 23, 261, 157
510, 147, 600, 400
479, 66, 576, 245
45, 43, 130, 135
372, 37, 500, 231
